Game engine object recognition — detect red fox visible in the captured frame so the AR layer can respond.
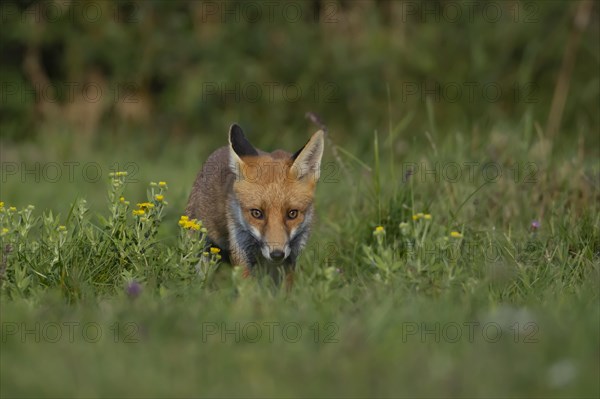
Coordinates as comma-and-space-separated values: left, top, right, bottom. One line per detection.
186, 124, 324, 283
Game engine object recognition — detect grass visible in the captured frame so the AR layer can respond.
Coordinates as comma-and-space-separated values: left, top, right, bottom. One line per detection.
1, 118, 599, 398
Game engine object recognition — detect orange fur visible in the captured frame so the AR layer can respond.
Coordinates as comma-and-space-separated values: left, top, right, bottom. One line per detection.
186, 124, 324, 286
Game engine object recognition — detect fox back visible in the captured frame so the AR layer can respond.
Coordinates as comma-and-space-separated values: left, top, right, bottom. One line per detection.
186, 124, 324, 278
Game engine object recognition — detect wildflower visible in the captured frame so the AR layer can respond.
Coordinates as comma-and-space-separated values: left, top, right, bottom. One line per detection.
210, 247, 221, 254
132, 209, 146, 216
530, 220, 540, 231
9, 207, 17, 212
159, 181, 167, 187
373, 226, 385, 236
399, 222, 410, 235
57, 225, 67, 232
202, 251, 209, 257
450, 231, 463, 238
155, 194, 164, 202
115, 171, 128, 177
126, 281, 142, 299
423, 214, 432, 220
1, 228, 8, 236
119, 196, 125, 202
412, 212, 424, 221
180, 217, 201, 230
178, 215, 189, 226
0, 202, 4, 208
136, 202, 154, 210
187, 221, 201, 231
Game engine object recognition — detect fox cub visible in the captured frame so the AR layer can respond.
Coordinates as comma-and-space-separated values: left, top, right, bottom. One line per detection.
186, 124, 324, 280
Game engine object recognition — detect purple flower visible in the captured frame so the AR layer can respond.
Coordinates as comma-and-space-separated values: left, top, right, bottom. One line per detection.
126, 281, 142, 299
530, 220, 540, 231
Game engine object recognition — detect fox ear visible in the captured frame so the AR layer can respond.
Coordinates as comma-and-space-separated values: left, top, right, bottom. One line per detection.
229, 123, 258, 178
290, 130, 325, 182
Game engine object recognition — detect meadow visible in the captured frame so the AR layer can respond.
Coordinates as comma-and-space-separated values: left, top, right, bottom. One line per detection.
1, 1, 599, 398
2, 114, 598, 397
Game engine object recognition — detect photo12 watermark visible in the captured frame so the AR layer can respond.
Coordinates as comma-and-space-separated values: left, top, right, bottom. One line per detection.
1, 162, 140, 184
0, 81, 141, 106
397, 1, 540, 24
1, 322, 141, 344
399, 81, 539, 104
0, 1, 139, 24
400, 321, 539, 343
200, 321, 340, 343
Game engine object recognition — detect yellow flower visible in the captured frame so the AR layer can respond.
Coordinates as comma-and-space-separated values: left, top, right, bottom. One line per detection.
178, 215, 189, 227
180, 218, 201, 230
423, 214, 432, 220
1, 228, 8, 236
0, 202, 4, 208
115, 171, 128, 177
137, 202, 154, 210
119, 196, 125, 202
9, 207, 17, 212
450, 231, 463, 238
155, 194, 164, 202
412, 212, 425, 221
373, 225, 385, 237
133, 209, 146, 216
210, 247, 221, 254
202, 252, 209, 257
159, 181, 167, 187
57, 225, 66, 232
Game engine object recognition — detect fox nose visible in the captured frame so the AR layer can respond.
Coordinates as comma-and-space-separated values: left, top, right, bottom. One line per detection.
270, 250, 285, 261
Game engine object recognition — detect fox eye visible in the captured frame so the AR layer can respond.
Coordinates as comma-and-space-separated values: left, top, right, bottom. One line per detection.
250, 209, 264, 219
287, 210, 298, 220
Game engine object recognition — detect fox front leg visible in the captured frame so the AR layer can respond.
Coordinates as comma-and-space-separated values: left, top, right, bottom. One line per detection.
284, 267, 295, 291
230, 247, 253, 278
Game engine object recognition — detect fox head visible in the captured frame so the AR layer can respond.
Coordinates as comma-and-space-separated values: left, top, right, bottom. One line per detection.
228, 124, 324, 263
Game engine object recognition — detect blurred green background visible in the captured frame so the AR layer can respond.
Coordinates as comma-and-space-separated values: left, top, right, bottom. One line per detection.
2, 0, 598, 141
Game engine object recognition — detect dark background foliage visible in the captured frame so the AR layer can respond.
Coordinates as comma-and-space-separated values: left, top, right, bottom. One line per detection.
1, 0, 598, 151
